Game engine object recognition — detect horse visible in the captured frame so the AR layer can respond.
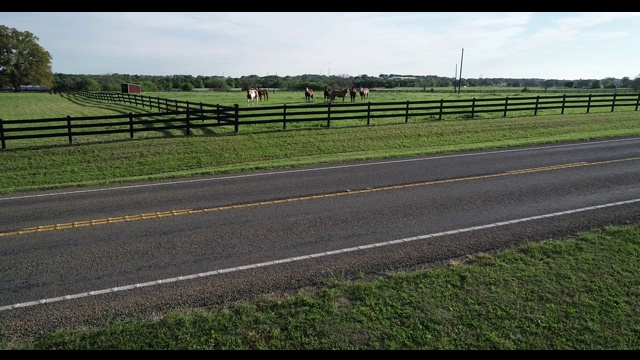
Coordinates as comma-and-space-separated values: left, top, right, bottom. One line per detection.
305, 87, 314, 102
349, 87, 358, 103
246, 88, 259, 106
257, 87, 269, 101
329, 87, 349, 103
323, 86, 331, 102
359, 87, 369, 102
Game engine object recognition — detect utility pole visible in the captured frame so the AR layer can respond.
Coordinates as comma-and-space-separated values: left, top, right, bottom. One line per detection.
458, 48, 464, 94
454, 64, 458, 93
328, 62, 331, 77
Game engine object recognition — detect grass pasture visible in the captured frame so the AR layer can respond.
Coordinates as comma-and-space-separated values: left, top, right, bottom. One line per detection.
1, 90, 640, 349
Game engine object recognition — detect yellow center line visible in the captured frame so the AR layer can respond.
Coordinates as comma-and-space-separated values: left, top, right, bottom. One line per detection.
2, 157, 638, 238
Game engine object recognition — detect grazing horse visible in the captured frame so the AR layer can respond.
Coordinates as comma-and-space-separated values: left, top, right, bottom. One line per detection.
349, 87, 358, 103
305, 87, 314, 102
329, 87, 349, 103
359, 87, 369, 102
257, 87, 269, 101
246, 88, 259, 106
323, 86, 331, 102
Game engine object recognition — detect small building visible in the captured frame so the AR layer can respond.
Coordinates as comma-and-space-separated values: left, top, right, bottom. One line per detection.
121, 83, 141, 93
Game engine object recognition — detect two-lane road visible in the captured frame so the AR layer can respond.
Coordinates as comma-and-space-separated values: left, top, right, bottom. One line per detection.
2, 137, 640, 338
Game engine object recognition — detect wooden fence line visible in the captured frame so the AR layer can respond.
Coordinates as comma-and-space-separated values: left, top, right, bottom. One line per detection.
1, 92, 639, 149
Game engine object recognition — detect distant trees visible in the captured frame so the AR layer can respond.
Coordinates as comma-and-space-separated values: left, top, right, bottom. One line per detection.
0, 25, 53, 92
41, 72, 639, 94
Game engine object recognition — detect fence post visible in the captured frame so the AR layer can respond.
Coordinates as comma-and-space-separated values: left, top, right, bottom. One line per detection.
327, 103, 331, 128
503, 96, 509, 118
587, 94, 592, 114
611, 93, 617, 112
405, 100, 410, 123
561, 94, 566, 115
534, 95, 540, 116
66, 115, 73, 144
129, 113, 134, 138
439, 99, 444, 120
283, 104, 287, 130
234, 104, 240, 133
0, 118, 5, 149
636, 94, 640, 111
471, 98, 476, 119
366, 102, 371, 126
186, 101, 191, 135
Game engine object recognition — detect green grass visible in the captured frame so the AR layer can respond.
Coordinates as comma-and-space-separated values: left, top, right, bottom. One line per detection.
1, 92, 639, 349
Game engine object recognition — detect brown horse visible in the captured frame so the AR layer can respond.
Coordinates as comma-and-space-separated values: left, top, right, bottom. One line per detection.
329, 87, 349, 103
305, 87, 314, 102
257, 87, 269, 101
359, 87, 369, 102
349, 87, 358, 103
323, 86, 331, 102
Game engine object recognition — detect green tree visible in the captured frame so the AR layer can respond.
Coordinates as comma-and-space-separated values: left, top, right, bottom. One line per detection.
600, 77, 615, 88
0, 25, 53, 92
632, 76, 640, 91
620, 77, 631, 88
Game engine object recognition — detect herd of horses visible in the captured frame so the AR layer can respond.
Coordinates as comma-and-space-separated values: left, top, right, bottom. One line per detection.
309, 86, 369, 103
244, 86, 369, 106
244, 87, 269, 106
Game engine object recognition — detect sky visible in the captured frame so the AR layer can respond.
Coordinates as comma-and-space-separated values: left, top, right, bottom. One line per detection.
2, 12, 640, 80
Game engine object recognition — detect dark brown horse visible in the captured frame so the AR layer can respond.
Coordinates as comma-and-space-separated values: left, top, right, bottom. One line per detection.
305, 87, 314, 102
329, 87, 349, 103
323, 86, 331, 102
257, 87, 269, 101
359, 87, 369, 102
349, 87, 358, 102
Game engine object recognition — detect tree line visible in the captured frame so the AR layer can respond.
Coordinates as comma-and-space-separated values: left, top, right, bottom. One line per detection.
2, 25, 640, 94
48, 73, 640, 94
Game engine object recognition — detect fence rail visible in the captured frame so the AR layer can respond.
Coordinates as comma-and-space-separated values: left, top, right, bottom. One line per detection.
1, 92, 639, 149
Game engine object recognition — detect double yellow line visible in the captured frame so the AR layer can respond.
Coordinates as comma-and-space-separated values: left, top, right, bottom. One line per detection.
2, 158, 637, 238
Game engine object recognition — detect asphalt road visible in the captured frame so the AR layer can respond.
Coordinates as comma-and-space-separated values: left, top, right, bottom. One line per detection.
1, 137, 640, 340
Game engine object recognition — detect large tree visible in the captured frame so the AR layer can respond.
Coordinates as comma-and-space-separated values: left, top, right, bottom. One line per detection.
0, 25, 53, 92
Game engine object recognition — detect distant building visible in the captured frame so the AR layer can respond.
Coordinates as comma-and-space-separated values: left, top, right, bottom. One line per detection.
19, 85, 49, 92
121, 83, 141, 93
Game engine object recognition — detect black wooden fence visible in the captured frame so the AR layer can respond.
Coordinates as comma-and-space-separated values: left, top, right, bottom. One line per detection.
1, 92, 639, 149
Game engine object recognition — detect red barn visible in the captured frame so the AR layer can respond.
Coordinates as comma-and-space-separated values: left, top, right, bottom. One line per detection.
121, 83, 141, 93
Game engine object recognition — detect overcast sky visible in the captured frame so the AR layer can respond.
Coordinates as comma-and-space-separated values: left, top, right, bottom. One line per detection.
3, 12, 640, 80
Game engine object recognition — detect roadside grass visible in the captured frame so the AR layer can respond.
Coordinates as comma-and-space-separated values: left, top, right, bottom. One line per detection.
1, 91, 639, 349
